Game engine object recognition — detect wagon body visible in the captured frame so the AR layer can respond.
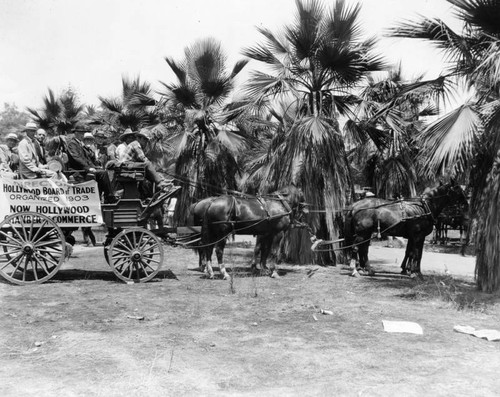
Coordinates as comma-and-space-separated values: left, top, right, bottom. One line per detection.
0, 166, 186, 285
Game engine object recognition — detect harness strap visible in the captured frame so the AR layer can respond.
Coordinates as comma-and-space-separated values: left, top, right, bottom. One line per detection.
256, 195, 271, 220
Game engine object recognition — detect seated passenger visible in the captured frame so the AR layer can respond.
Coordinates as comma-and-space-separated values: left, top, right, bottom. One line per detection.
18, 122, 55, 179
118, 128, 171, 191
0, 133, 20, 172
67, 122, 116, 203
34, 128, 47, 165
115, 129, 134, 162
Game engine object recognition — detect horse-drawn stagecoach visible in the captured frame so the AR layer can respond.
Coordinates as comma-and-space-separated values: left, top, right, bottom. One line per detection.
0, 164, 184, 285
0, 163, 469, 286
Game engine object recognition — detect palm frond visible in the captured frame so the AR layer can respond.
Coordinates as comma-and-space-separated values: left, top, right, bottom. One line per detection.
286, 0, 324, 60
419, 103, 480, 177
448, 0, 500, 36
165, 57, 187, 85
230, 59, 249, 79
323, 0, 361, 44
99, 97, 124, 114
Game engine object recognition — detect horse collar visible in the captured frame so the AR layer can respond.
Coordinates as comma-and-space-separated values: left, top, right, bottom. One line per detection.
276, 193, 293, 216
420, 197, 436, 224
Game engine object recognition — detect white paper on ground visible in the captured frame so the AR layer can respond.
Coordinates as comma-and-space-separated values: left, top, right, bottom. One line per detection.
454, 325, 500, 341
382, 320, 423, 335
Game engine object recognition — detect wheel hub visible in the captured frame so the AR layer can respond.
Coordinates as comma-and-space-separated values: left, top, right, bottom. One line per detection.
22, 243, 34, 255
131, 250, 142, 262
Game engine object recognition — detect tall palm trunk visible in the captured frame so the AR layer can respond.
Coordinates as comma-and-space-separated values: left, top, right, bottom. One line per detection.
475, 150, 500, 292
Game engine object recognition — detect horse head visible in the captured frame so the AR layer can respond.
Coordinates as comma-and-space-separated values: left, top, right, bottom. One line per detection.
275, 185, 306, 219
426, 179, 468, 211
444, 179, 468, 208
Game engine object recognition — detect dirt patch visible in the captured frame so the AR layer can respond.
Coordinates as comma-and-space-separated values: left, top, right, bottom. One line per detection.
1, 242, 499, 396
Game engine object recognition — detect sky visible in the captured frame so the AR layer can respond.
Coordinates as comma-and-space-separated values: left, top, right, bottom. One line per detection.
0, 0, 461, 111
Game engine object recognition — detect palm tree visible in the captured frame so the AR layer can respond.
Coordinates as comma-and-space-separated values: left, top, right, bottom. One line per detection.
27, 88, 84, 135
157, 38, 251, 224
345, 65, 444, 199
390, 0, 500, 292
97, 76, 160, 133
242, 0, 386, 261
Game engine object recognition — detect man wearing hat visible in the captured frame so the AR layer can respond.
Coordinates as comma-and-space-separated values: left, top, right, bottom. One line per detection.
0, 132, 20, 172
18, 122, 54, 179
67, 122, 116, 203
119, 128, 170, 190
115, 128, 136, 162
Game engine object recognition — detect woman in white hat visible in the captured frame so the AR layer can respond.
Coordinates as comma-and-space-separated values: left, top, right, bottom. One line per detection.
0, 132, 20, 172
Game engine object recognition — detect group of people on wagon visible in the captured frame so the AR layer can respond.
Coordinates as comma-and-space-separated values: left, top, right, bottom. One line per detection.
1, 121, 170, 197
1, 121, 172, 245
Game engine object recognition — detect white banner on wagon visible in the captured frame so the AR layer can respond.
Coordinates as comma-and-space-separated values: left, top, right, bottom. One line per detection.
0, 175, 103, 227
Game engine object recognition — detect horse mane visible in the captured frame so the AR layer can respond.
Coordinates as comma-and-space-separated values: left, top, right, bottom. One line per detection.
272, 185, 303, 208
422, 181, 452, 200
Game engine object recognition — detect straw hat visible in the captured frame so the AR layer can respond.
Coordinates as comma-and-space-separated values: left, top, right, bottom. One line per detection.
23, 122, 38, 132
6, 133, 18, 141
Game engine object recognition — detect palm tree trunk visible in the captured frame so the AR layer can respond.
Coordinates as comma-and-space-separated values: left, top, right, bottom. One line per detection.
475, 151, 500, 292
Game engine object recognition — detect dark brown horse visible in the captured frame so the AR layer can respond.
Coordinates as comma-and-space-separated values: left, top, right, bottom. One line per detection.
191, 186, 305, 279
344, 180, 468, 277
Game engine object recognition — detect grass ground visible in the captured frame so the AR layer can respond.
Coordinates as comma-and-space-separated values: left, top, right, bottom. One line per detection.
0, 241, 499, 396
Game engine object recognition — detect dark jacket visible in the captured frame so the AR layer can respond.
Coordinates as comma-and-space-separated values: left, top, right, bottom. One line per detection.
67, 137, 96, 172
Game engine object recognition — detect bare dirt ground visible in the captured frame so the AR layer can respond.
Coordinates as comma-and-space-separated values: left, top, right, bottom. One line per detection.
1, 235, 499, 397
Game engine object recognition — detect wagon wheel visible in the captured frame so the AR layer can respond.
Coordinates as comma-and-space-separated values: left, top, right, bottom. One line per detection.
108, 227, 163, 283
0, 212, 65, 285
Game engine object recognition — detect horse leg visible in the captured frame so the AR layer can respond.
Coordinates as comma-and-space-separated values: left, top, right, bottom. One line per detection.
215, 239, 230, 280
264, 237, 280, 279
204, 245, 215, 279
400, 241, 412, 275
252, 236, 261, 273
349, 235, 364, 270
352, 239, 372, 277
413, 237, 426, 279
360, 241, 374, 276
259, 236, 274, 277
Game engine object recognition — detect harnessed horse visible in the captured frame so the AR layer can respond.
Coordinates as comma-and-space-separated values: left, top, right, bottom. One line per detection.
191, 186, 305, 279
344, 180, 468, 277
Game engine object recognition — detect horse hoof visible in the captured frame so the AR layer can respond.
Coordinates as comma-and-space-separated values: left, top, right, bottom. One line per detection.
351, 270, 360, 278
270, 271, 280, 279
401, 270, 408, 276
367, 269, 375, 276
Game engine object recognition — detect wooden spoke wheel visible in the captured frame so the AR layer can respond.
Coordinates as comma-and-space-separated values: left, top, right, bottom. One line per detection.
108, 227, 163, 283
0, 212, 65, 285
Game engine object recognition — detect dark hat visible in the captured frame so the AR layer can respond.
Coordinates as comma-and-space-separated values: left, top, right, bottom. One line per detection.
94, 130, 108, 138
73, 122, 92, 133
120, 128, 137, 141
137, 128, 152, 140
23, 122, 38, 132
